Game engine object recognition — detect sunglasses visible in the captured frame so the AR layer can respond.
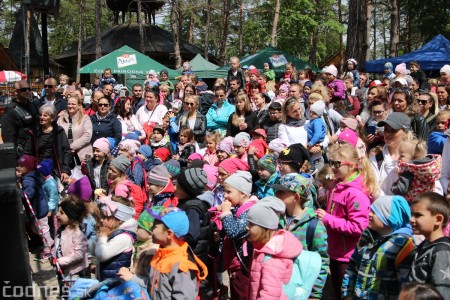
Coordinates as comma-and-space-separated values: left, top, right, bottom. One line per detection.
329, 160, 355, 168
417, 100, 429, 105
98, 103, 109, 107
19, 87, 31, 92
44, 85, 55, 88
372, 110, 385, 115
184, 102, 195, 106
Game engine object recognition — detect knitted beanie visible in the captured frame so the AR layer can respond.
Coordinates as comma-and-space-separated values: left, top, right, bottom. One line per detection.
257, 154, 277, 174
338, 129, 358, 147
164, 159, 181, 177
17, 155, 37, 171
124, 132, 139, 141
177, 168, 207, 197
395, 63, 407, 75
203, 164, 218, 190
218, 158, 250, 174
224, 171, 253, 196
110, 155, 131, 173
67, 176, 93, 202
323, 65, 338, 77
120, 139, 141, 156
248, 196, 285, 230
440, 64, 450, 75
154, 148, 171, 162
268, 138, 287, 154
233, 132, 251, 148
93, 137, 111, 154
216, 137, 234, 155
60, 198, 86, 223
148, 165, 170, 186
137, 145, 152, 159
37, 159, 53, 177
188, 153, 203, 161
370, 195, 411, 231
310, 100, 326, 117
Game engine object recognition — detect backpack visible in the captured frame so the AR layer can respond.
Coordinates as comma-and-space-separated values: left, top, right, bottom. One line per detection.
123, 181, 148, 219
263, 250, 321, 300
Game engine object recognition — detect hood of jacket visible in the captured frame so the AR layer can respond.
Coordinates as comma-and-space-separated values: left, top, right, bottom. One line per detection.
119, 217, 138, 233
333, 173, 367, 195
257, 229, 302, 259
160, 179, 175, 194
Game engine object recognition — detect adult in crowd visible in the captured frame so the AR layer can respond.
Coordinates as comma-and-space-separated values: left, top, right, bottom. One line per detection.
436, 84, 450, 110
131, 84, 145, 114
178, 95, 206, 146
37, 105, 72, 183
227, 76, 243, 105
226, 91, 259, 137
391, 88, 428, 140
57, 96, 93, 168
135, 89, 168, 127
417, 92, 437, 135
85, 90, 103, 116
36, 77, 67, 114
206, 85, 235, 136
115, 97, 145, 141
278, 97, 308, 146
101, 83, 114, 108
364, 98, 389, 152
1, 80, 38, 158
359, 85, 388, 124
287, 82, 305, 112
90, 97, 122, 145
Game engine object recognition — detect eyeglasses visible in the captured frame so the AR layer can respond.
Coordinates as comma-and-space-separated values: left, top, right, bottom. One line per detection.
329, 160, 355, 168
372, 110, 385, 115
19, 87, 31, 92
44, 85, 55, 88
98, 103, 109, 107
184, 102, 195, 106
417, 99, 429, 105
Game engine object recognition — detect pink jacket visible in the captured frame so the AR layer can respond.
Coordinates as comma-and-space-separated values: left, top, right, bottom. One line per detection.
248, 230, 302, 300
54, 226, 89, 275
323, 174, 370, 262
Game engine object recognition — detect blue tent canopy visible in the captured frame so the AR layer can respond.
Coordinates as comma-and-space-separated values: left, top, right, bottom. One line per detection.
365, 34, 450, 73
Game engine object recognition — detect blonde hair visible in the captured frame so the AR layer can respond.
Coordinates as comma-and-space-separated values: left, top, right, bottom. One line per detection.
316, 164, 334, 186
400, 137, 427, 159
281, 97, 300, 123
248, 222, 276, 246
205, 131, 221, 145
188, 74, 199, 85
232, 92, 252, 127
59, 74, 69, 82
308, 92, 323, 102
437, 109, 450, 119
310, 84, 330, 102
181, 95, 199, 125
328, 143, 379, 197
230, 56, 240, 65
285, 62, 298, 81
65, 96, 85, 125
159, 85, 170, 92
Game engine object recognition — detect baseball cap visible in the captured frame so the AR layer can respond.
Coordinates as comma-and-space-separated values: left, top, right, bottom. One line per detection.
278, 143, 310, 166
149, 207, 189, 238
377, 112, 411, 130
270, 173, 311, 199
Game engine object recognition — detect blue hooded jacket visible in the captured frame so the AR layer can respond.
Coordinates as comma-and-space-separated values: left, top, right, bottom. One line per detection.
21, 170, 49, 219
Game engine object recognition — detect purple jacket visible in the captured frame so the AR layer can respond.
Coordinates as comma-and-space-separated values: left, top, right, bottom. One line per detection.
327, 79, 346, 101
323, 174, 370, 262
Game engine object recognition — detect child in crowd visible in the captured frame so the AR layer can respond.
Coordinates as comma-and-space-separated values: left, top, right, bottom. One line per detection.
216, 137, 234, 164
233, 132, 251, 163
174, 127, 196, 169
407, 192, 450, 298
255, 154, 279, 199
391, 138, 442, 202
182, 61, 193, 75
53, 195, 89, 292
277, 143, 310, 176
37, 159, 59, 235
227, 56, 246, 89
203, 132, 220, 166
428, 110, 450, 155
263, 62, 276, 91
117, 207, 161, 288
83, 137, 112, 195
273, 174, 329, 299
17, 155, 52, 258
94, 195, 137, 281
164, 159, 181, 180
136, 144, 161, 172
144, 70, 159, 89
119, 139, 145, 188
315, 164, 334, 209
344, 58, 360, 87
247, 197, 309, 299
99, 68, 117, 90
263, 102, 282, 143
146, 207, 208, 299
315, 143, 379, 300
105, 155, 131, 197
399, 282, 445, 300
214, 158, 250, 207
57, 74, 69, 91
154, 147, 171, 163
307, 100, 326, 170
159, 69, 174, 92
284, 62, 297, 83
218, 171, 258, 299
147, 165, 178, 208
267, 138, 287, 158
150, 126, 173, 154
342, 195, 415, 299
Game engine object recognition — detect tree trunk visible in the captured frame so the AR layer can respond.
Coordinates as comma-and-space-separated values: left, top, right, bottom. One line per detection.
238, 0, 243, 57
270, 0, 280, 47
76, 0, 84, 83
381, 2, 387, 57
170, 0, 182, 68
219, 0, 231, 64
367, 0, 373, 61
338, 0, 344, 73
137, 0, 145, 53
389, 0, 400, 57
188, 9, 194, 44
345, 0, 368, 71
95, 0, 102, 59
309, 29, 318, 66
204, 0, 211, 60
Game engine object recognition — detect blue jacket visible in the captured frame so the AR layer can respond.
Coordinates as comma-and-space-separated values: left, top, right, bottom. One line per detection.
21, 170, 49, 219
99, 76, 117, 90
82, 214, 97, 255
90, 113, 122, 145
428, 131, 446, 155
255, 171, 280, 199
307, 117, 326, 146
42, 176, 59, 213
206, 101, 235, 132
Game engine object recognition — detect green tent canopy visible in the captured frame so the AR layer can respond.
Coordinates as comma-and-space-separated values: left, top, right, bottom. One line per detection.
219, 47, 320, 76
178, 54, 228, 79
78, 45, 178, 78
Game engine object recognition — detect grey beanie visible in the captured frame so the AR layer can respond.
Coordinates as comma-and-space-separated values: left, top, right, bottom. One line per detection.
310, 100, 326, 117
248, 196, 286, 230
110, 155, 131, 173
224, 170, 253, 196
176, 168, 208, 197
147, 165, 170, 186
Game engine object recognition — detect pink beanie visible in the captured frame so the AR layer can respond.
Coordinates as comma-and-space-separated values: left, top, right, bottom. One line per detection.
395, 63, 407, 75
216, 137, 234, 155
218, 158, 250, 175
203, 164, 218, 190
93, 137, 111, 154
338, 129, 358, 147
340, 118, 358, 132
268, 138, 287, 153
119, 139, 141, 156
323, 65, 338, 77
188, 153, 203, 161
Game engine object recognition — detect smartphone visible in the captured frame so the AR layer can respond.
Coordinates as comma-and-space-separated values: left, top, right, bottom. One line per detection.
368, 125, 376, 135
119, 90, 126, 97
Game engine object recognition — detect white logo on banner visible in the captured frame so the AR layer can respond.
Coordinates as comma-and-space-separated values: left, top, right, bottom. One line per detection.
117, 54, 137, 68
269, 54, 288, 68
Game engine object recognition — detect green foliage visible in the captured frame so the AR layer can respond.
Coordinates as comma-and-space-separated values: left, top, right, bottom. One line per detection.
0, 1, 21, 47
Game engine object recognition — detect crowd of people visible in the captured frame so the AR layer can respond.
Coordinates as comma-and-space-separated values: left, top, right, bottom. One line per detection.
2, 58, 450, 300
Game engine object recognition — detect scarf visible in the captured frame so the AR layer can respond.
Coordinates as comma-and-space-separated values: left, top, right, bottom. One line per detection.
285, 116, 306, 127
151, 138, 167, 148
